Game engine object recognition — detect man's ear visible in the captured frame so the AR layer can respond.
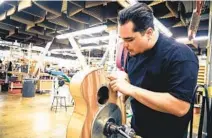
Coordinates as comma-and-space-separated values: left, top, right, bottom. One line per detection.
146, 27, 154, 38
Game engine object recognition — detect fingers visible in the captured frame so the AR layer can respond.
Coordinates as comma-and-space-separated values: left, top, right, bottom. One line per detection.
107, 75, 117, 81
109, 80, 118, 92
109, 79, 116, 85
111, 84, 118, 92
107, 71, 128, 81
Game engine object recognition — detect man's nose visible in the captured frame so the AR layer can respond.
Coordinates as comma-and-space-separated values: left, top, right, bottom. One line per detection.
123, 42, 129, 48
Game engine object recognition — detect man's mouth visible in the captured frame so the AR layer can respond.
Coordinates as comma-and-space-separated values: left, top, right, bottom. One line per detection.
129, 51, 133, 56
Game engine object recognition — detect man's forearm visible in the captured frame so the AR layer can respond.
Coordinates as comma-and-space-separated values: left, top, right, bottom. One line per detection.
130, 86, 190, 117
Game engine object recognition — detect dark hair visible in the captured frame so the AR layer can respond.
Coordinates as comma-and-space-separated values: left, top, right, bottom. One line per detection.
118, 3, 154, 33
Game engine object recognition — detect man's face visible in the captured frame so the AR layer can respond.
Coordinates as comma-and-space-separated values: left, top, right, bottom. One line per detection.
119, 21, 150, 56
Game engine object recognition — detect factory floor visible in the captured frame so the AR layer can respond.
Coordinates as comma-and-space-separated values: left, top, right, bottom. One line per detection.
0, 92, 73, 138
0, 92, 200, 138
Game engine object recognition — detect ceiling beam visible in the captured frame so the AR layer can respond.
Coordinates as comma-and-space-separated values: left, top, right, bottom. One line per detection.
21, 4, 47, 18
166, 1, 186, 26
10, 12, 35, 26
37, 20, 57, 30
165, 1, 178, 18
18, 0, 32, 11
159, 12, 175, 19
67, 1, 83, 17
117, 0, 130, 8
172, 21, 184, 27
85, 1, 107, 8
6, 6, 16, 16
148, 1, 165, 7
82, 6, 104, 22
33, 0, 62, 16
0, 23, 15, 32
0, 12, 6, 21
18, 30, 36, 36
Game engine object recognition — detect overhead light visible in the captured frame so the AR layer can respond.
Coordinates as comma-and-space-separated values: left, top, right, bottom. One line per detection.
50, 49, 74, 52
32, 46, 45, 52
127, 0, 137, 5
50, 50, 76, 57
51, 45, 107, 52
191, 36, 208, 41
56, 25, 107, 39
50, 51, 59, 54
47, 52, 51, 56
14, 40, 19, 46
153, 17, 172, 37
176, 36, 208, 42
78, 36, 110, 44
0, 0, 4, 5
62, 53, 76, 57
80, 45, 108, 50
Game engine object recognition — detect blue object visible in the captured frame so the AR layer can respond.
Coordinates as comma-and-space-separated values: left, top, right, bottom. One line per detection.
22, 79, 36, 97
49, 70, 70, 83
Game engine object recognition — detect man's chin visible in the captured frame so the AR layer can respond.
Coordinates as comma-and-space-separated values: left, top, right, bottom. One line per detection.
129, 52, 135, 57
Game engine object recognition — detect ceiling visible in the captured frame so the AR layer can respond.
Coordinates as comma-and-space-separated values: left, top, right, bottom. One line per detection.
0, 0, 210, 58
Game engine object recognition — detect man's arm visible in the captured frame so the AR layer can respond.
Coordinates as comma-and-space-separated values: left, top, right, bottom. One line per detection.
109, 61, 198, 117
130, 86, 190, 117
109, 78, 190, 117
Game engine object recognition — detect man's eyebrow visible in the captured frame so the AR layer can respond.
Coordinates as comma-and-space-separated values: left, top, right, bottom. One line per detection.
119, 36, 134, 40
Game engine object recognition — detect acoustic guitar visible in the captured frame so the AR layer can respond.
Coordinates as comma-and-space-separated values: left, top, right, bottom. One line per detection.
66, 67, 127, 138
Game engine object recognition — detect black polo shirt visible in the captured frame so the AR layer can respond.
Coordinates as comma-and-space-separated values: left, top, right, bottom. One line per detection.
125, 33, 199, 138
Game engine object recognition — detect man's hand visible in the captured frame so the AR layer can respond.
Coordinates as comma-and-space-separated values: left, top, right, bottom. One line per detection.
107, 71, 134, 96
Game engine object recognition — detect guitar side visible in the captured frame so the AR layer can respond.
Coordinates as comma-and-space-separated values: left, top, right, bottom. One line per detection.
66, 71, 88, 138
67, 68, 107, 138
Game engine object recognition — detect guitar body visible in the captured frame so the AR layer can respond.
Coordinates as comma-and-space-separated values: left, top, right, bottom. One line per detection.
66, 68, 126, 138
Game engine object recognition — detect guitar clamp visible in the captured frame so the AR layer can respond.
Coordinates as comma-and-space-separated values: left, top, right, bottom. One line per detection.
92, 103, 141, 138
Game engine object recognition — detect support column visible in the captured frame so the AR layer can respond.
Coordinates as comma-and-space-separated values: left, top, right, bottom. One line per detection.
205, 1, 212, 138
27, 43, 32, 75
207, 0, 212, 99
32, 38, 54, 77
88, 49, 91, 66
68, 37, 88, 70
98, 29, 117, 70
108, 30, 117, 71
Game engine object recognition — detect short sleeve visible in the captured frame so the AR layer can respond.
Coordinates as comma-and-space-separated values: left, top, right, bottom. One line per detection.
167, 61, 199, 103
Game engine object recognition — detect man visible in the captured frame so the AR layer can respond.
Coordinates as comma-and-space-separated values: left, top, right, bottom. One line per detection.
108, 3, 199, 138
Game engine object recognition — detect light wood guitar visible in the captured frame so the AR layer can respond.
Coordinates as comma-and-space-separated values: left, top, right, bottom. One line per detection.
66, 68, 127, 138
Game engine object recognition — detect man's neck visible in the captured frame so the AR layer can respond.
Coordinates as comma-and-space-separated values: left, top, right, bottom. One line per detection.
149, 30, 159, 49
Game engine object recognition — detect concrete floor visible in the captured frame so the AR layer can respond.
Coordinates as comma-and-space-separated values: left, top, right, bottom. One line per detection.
0, 92, 201, 138
0, 92, 73, 138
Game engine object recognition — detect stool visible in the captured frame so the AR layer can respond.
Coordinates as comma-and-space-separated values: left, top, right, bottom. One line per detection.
51, 95, 67, 112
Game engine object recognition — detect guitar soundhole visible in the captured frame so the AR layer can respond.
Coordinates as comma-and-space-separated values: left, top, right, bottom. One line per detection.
97, 86, 109, 105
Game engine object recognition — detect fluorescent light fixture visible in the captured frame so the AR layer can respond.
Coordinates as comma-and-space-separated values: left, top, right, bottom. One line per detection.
127, 0, 137, 5
78, 36, 110, 44
80, 45, 108, 50
51, 49, 74, 52
176, 36, 208, 42
62, 53, 76, 57
154, 17, 172, 37
32, 46, 45, 52
14, 40, 20, 46
50, 51, 76, 57
191, 36, 208, 41
56, 25, 107, 39
50, 51, 59, 54
0, 0, 4, 5
51, 45, 107, 52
